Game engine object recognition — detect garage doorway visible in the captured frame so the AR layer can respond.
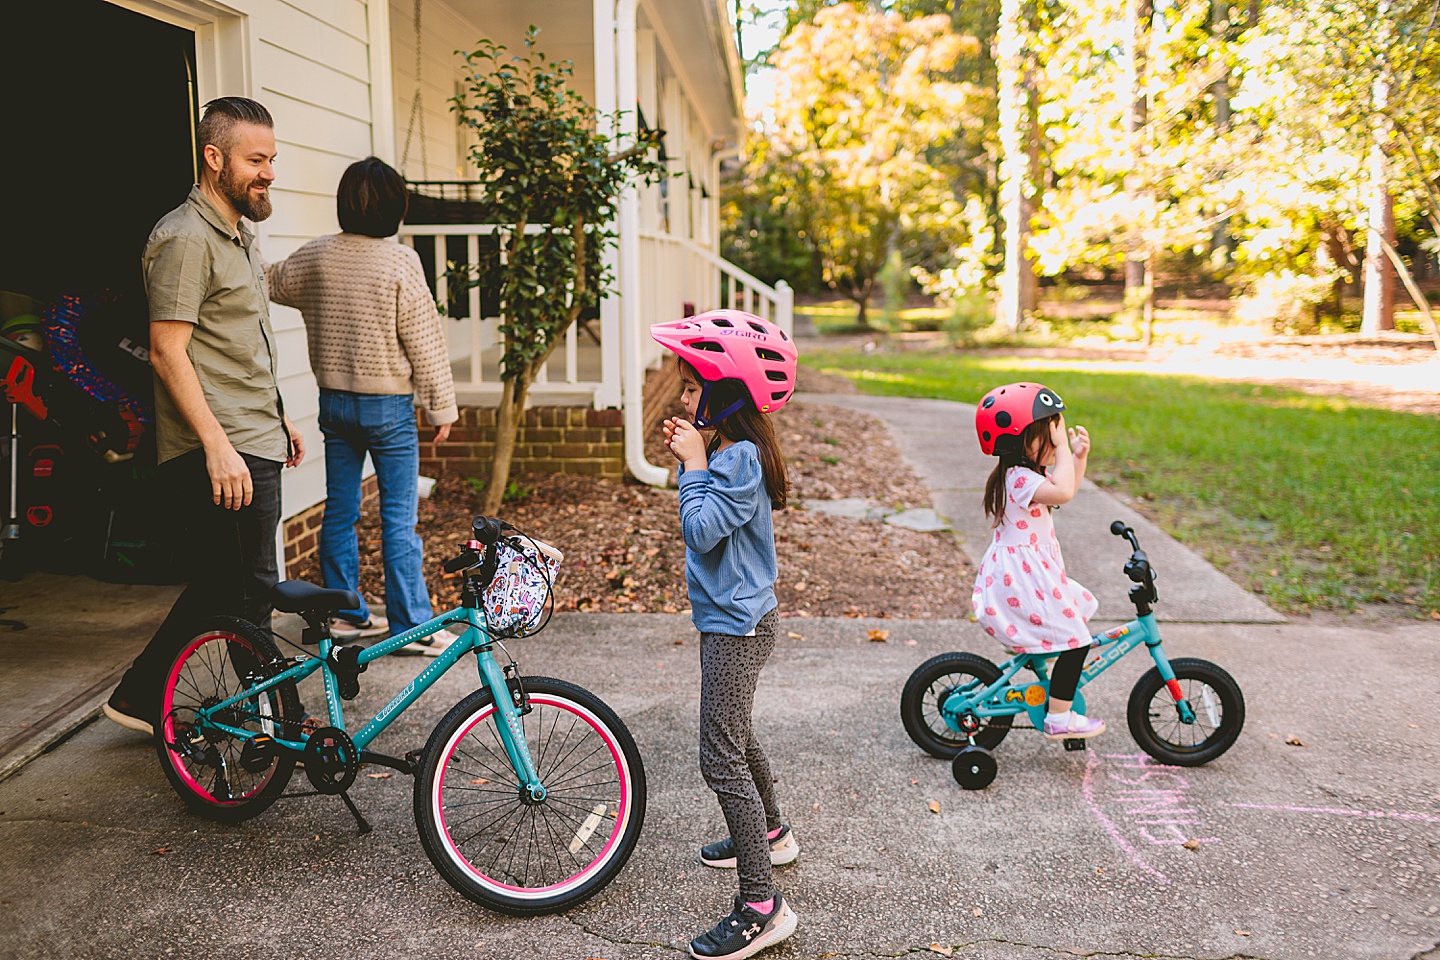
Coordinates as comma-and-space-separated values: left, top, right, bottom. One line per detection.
0, 0, 196, 581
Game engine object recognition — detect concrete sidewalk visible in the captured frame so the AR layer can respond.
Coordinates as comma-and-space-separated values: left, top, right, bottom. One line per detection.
798, 392, 1283, 624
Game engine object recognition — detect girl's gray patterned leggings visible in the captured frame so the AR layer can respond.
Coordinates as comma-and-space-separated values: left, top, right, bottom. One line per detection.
699, 607, 783, 901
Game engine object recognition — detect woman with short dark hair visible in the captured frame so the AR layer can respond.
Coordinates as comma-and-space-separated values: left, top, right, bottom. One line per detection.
267, 156, 457, 653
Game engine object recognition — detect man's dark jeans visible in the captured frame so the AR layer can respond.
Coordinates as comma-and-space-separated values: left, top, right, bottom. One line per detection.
114, 449, 282, 719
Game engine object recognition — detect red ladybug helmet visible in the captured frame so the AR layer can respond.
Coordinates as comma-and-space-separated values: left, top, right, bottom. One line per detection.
975, 382, 1067, 456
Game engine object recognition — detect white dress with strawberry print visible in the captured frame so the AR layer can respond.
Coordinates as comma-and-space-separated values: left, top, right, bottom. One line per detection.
972, 466, 1099, 655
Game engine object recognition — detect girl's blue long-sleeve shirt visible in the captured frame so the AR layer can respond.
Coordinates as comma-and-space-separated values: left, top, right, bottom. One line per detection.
677, 440, 778, 635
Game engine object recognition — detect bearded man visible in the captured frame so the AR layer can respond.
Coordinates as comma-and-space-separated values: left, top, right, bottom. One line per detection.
105, 97, 305, 734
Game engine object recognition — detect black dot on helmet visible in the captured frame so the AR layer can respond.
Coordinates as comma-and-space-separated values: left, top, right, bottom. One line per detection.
982, 430, 991, 441
982, 396, 995, 409
994, 411, 1012, 428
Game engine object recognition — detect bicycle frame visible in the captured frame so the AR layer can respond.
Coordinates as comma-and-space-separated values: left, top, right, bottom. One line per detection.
188, 604, 545, 798
939, 612, 1197, 732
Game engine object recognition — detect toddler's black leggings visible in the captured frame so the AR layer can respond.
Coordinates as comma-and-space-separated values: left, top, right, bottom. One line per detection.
1048, 647, 1090, 703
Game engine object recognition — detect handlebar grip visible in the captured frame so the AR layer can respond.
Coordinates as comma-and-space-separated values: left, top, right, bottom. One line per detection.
470, 516, 516, 546
443, 549, 480, 573
1110, 520, 1129, 537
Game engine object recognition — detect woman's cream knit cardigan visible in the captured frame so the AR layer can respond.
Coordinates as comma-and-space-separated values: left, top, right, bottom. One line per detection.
267, 233, 459, 426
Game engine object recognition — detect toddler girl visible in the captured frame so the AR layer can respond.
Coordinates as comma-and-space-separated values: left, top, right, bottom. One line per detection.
651, 310, 800, 960
972, 382, 1104, 739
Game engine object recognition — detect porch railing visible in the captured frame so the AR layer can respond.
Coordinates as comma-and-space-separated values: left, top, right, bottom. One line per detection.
398, 223, 609, 405
636, 228, 793, 372
398, 222, 794, 406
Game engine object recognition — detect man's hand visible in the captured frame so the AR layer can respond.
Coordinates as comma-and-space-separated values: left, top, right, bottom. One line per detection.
434, 422, 452, 444
663, 417, 707, 471
207, 441, 253, 510
284, 415, 305, 468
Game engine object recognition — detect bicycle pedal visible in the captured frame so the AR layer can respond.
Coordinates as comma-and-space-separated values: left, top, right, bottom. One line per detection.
1063, 738, 1087, 752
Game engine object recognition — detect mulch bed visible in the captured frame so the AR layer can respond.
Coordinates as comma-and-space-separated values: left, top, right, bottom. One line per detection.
291, 371, 972, 620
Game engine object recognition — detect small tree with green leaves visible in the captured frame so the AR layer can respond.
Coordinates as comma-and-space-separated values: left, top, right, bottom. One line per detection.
450, 29, 665, 514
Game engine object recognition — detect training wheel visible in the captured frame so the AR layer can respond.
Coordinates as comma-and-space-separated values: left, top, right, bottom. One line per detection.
951, 747, 997, 790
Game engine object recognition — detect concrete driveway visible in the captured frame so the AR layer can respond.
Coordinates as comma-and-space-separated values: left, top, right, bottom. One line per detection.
2, 612, 1436, 959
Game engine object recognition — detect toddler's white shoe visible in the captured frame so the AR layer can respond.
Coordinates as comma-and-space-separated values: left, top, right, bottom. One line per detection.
1043, 711, 1106, 740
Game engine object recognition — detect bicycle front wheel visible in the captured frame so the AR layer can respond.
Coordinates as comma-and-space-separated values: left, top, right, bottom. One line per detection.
1128, 657, 1245, 766
155, 616, 300, 823
414, 676, 646, 916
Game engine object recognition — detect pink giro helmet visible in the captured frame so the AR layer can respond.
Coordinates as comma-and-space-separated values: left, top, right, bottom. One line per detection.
650, 310, 798, 427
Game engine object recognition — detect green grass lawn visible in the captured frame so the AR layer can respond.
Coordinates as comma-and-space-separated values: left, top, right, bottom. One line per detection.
804, 348, 1440, 615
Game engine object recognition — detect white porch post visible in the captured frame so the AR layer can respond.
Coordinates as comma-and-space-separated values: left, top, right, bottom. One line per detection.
367, 0, 396, 164
594, 0, 623, 408
618, 0, 669, 486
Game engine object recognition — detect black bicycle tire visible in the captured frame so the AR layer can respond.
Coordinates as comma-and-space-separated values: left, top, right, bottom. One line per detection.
1127, 657, 1245, 766
901, 652, 1013, 758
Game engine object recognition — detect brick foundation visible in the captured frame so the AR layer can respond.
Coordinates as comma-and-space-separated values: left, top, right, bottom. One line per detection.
282, 474, 378, 569
416, 405, 625, 482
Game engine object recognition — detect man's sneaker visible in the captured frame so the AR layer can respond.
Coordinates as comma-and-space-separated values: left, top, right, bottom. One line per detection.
689, 893, 797, 959
102, 694, 153, 736
1043, 712, 1106, 740
396, 632, 456, 657
701, 825, 798, 869
331, 614, 388, 641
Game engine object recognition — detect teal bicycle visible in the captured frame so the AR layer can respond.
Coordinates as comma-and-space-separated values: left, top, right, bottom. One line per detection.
153, 516, 646, 915
901, 521, 1245, 789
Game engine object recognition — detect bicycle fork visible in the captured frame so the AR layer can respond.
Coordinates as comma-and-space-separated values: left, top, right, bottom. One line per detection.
477, 650, 546, 803
1143, 635, 1198, 725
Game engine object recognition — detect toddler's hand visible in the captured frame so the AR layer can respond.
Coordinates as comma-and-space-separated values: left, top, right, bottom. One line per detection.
667, 417, 707, 468
1069, 424, 1091, 458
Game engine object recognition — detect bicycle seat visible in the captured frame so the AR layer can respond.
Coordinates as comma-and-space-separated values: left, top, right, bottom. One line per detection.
272, 580, 361, 614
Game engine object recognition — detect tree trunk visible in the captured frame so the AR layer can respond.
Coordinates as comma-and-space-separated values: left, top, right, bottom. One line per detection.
1361, 10, 1396, 334
483, 375, 528, 516
1361, 148, 1397, 334
1123, 0, 1153, 295
996, 0, 1037, 330
1209, 0, 1234, 265
855, 295, 870, 329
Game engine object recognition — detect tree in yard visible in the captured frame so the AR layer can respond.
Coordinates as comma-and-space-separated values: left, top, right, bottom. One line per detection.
449, 30, 665, 514
759, 3, 979, 327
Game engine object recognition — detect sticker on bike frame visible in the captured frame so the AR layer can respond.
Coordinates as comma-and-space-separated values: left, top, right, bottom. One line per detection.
1025, 685, 1047, 706
1104, 625, 1131, 640
1005, 689, 1026, 703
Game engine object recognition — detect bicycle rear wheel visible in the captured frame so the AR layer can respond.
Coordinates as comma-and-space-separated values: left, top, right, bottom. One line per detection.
414, 676, 646, 916
155, 616, 300, 823
901, 652, 1013, 758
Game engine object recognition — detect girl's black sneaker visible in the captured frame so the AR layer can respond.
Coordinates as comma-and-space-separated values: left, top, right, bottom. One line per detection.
700, 824, 798, 868
689, 893, 798, 959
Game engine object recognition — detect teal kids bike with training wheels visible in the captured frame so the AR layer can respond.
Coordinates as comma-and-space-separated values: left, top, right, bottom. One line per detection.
901, 521, 1245, 789
153, 516, 645, 916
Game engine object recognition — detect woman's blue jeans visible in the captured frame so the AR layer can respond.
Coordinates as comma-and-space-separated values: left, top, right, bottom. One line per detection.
318, 390, 431, 635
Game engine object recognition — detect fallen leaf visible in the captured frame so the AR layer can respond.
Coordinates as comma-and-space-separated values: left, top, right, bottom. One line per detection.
1285, 736, 1304, 746
910, 778, 920, 785
1234, 930, 1251, 936
867, 628, 891, 642
151, 846, 173, 856
972, 907, 983, 917
1094, 867, 1106, 875
928, 944, 954, 957
928, 800, 941, 814
1182, 839, 1201, 851
787, 631, 804, 639
905, 639, 918, 646
673, 640, 684, 645
470, 778, 490, 785
366, 772, 392, 780
1430, 609, 1440, 620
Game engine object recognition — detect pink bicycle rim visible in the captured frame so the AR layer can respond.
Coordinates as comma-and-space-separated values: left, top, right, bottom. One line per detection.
434, 694, 630, 896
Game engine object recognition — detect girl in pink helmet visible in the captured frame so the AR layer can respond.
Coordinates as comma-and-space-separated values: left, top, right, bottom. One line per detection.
973, 381, 1104, 739
651, 310, 800, 960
